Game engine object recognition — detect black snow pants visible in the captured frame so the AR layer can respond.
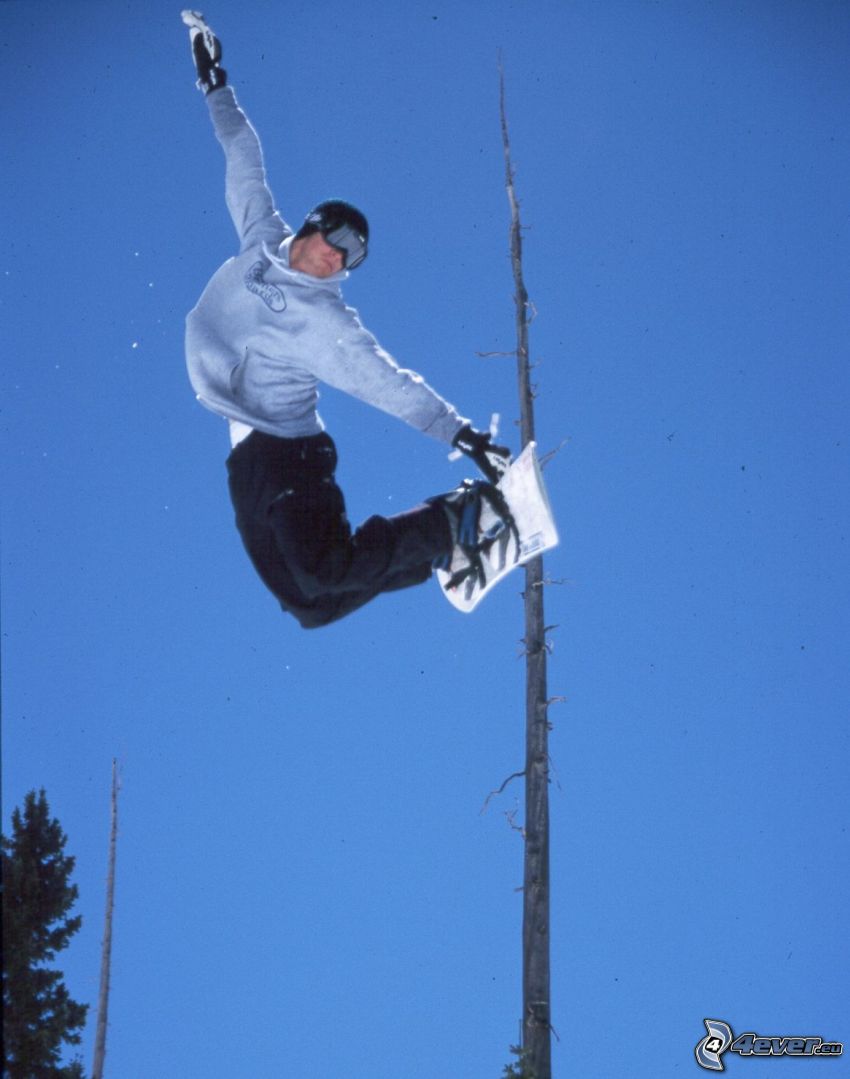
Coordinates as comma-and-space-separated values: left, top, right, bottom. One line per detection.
226, 430, 453, 629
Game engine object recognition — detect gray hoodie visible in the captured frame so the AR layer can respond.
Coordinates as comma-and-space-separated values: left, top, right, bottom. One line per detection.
185, 87, 468, 445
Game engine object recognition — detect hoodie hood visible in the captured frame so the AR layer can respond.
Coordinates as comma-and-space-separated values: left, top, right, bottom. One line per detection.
263, 235, 348, 291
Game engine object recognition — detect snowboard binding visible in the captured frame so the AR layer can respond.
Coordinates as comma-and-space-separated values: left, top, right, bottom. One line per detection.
436, 443, 559, 612
432, 479, 520, 594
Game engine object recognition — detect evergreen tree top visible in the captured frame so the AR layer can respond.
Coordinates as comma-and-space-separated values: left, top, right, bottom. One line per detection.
2, 789, 88, 1078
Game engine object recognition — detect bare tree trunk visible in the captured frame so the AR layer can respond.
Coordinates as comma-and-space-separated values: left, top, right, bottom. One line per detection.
92, 759, 119, 1079
499, 66, 552, 1079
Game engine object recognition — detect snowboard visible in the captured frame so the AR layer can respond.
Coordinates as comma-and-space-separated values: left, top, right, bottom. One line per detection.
436, 442, 558, 612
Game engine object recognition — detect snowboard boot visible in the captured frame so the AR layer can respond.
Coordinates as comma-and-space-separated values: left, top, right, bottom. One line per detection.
429, 479, 518, 588
181, 10, 227, 94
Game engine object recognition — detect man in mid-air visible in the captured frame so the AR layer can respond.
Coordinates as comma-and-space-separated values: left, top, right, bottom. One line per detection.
181, 11, 511, 628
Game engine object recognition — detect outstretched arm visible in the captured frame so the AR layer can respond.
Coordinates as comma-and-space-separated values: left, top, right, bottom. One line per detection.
297, 304, 510, 469
182, 11, 288, 251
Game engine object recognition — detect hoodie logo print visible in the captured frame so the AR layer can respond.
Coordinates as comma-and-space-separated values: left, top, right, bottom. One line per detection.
244, 261, 286, 312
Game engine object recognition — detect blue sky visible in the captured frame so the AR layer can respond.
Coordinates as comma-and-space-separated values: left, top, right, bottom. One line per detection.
2, 1, 848, 1076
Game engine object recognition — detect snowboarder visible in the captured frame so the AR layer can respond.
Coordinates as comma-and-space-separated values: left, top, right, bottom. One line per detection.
181, 11, 511, 629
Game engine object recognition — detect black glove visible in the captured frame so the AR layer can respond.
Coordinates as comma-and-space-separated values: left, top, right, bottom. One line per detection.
452, 424, 511, 484
182, 10, 228, 94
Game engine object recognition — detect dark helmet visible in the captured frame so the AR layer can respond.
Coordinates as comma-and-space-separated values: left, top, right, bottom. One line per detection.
297, 199, 369, 269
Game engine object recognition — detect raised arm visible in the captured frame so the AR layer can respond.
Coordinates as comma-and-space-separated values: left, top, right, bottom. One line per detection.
182, 10, 288, 251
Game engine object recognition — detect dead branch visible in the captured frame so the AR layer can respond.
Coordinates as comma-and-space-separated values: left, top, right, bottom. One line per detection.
538, 439, 570, 469
505, 806, 526, 838
481, 770, 526, 814
547, 753, 564, 793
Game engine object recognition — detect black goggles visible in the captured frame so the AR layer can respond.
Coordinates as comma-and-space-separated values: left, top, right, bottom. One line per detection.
323, 224, 368, 270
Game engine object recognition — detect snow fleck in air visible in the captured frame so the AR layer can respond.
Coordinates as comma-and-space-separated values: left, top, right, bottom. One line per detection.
131, 342, 139, 349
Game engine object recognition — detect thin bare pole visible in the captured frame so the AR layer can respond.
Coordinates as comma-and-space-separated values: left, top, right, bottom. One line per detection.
499, 62, 552, 1079
92, 759, 119, 1079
